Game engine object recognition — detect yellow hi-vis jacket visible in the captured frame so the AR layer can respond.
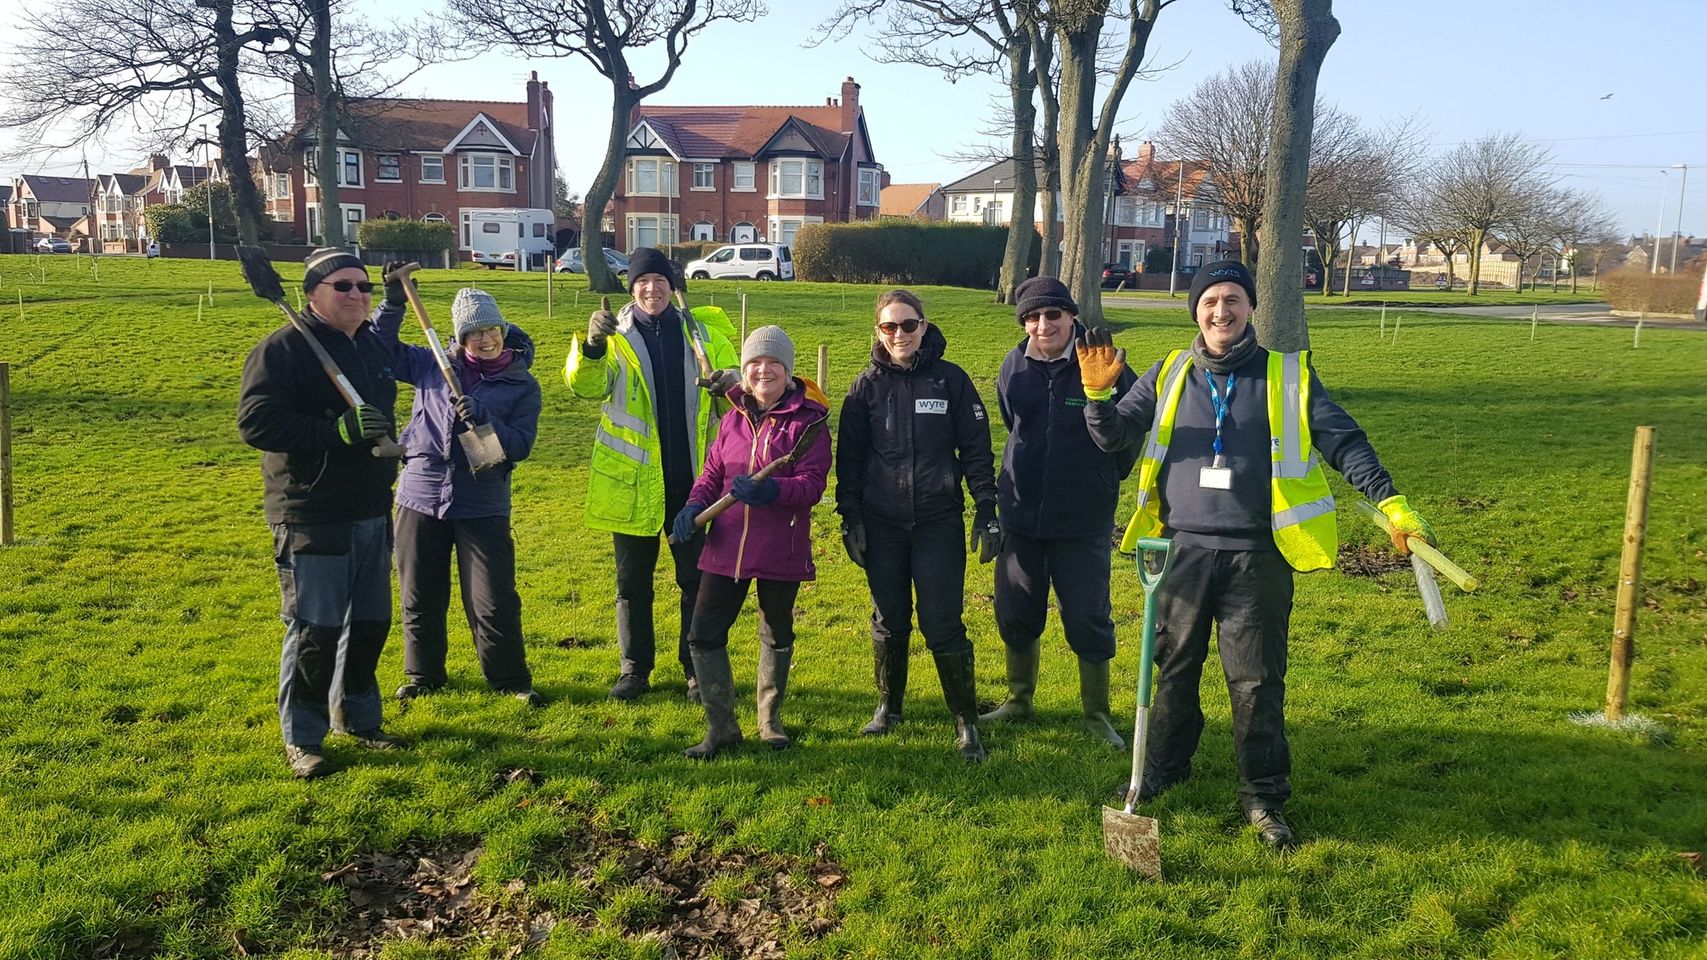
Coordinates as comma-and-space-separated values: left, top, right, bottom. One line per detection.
565, 303, 738, 536
1118, 348, 1338, 571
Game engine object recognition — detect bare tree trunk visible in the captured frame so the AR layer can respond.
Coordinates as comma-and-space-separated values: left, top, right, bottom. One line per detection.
1237, 216, 1258, 266
997, 35, 1037, 303
584, 82, 637, 295
1252, 0, 1339, 352
211, 0, 261, 245
1029, 18, 1061, 278
310, 0, 341, 247
1467, 227, 1485, 295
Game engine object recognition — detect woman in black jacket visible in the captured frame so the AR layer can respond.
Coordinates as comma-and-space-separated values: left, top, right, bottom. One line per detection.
835, 289, 1001, 762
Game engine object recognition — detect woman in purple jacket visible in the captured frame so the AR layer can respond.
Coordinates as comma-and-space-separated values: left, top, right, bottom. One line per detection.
671, 325, 832, 759
376, 287, 544, 705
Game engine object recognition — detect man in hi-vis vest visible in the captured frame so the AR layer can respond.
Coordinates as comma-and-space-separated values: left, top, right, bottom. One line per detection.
1079, 260, 1433, 849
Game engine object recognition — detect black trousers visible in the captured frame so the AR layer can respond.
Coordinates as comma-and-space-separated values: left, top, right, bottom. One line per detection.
993, 529, 1117, 662
863, 515, 971, 656
686, 574, 800, 651
394, 506, 532, 692
612, 529, 704, 678
1147, 543, 1294, 811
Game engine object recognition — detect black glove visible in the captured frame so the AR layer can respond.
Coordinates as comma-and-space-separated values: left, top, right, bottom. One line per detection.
841, 518, 867, 568
381, 261, 410, 307
454, 393, 487, 424
970, 503, 1003, 564
338, 404, 389, 445
587, 308, 619, 349
672, 501, 704, 544
705, 367, 740, 395
731, 473, 780, 506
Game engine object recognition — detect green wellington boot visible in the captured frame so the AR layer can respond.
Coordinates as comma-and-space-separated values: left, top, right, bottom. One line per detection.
684, 646, 743, 759
1078, 656, 1126, 749
756, 644, 794, 749
978, 642, 1040, 723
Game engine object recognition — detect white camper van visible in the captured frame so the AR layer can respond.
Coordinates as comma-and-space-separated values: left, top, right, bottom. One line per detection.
465, 208, 555, 270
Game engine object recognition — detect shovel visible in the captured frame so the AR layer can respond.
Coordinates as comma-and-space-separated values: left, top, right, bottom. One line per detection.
390, 263, 507, 474
1103, 535, 1175, 880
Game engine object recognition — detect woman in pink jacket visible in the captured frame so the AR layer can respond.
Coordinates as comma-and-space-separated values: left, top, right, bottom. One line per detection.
671, 325, 831, 759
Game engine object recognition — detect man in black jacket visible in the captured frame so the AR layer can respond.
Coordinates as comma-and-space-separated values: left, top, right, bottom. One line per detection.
237, 249, 409, 779
982, 277, 1138, 748
836, 289, 1000, 762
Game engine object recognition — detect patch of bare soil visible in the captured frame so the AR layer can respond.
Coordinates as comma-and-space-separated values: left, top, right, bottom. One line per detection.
1338, 542, 1408, 577
317, 820, 843, 958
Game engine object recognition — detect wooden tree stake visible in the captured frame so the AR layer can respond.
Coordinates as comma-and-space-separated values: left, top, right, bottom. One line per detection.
1605, 425, 1656, 722
817, 344, 828, 392
1, 362, 13, 545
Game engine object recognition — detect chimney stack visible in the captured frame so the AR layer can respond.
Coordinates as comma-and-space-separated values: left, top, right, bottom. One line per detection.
839, 76, 860, 133
1137, 140, 1155, 167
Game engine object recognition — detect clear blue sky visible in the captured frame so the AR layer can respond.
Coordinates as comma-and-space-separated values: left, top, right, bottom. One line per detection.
4, 0, 1702, 240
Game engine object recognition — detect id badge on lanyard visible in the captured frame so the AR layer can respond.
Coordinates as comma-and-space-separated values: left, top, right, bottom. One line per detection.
1199, 369, 1235, 490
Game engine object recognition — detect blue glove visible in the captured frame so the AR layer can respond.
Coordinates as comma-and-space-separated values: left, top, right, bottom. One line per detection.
731, 474, 779, 506
672, 502, 704, 544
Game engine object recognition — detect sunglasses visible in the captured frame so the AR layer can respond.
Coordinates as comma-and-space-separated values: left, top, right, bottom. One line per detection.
328, 280, 375, 294
1022, 307, 1069, 324
876, 318, 922, 335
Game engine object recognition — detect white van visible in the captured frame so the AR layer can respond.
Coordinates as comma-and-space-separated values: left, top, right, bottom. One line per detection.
684, 243, 794, 281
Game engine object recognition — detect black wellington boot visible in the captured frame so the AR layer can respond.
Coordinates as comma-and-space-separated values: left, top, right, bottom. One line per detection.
861, 639, 908, 736
934, 650, 987, 763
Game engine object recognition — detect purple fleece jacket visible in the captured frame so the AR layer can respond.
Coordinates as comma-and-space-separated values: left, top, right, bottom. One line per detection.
689, 380, 831, 582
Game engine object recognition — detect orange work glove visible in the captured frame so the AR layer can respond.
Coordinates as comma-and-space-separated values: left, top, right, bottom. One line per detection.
1077, 326, 1127, 400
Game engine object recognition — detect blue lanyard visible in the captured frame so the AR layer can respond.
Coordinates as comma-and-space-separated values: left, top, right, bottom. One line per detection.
1204, 370, 1235, 461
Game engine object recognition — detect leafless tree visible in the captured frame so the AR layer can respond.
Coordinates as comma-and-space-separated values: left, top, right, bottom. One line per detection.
1550, 189, 1617, 294
1304, 115, 1418, 298
1248, 0, 1338, 351
1494, 187, 1564, 293
1392, 182, 1467, 290
1053, 0, 1176, 326
813, 0, 1043, 302
1155, 61, 1273, 268
450, 0, 765, 293
1413, 132, 1554, 295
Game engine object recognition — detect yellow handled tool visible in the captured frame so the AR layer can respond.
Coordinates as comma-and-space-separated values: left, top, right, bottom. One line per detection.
1354, 500, 1478, 592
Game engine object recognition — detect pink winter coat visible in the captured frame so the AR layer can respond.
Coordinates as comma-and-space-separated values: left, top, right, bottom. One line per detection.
689, 379, 832, 582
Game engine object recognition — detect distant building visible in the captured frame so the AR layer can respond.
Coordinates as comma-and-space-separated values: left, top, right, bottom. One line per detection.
9, 174, 96, 240
879, 182, 944, 220
613, 77, 882, 250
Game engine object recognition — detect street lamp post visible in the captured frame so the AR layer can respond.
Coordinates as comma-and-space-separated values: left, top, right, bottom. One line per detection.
1169, 160, 1184, 297
1652, 169, 1667, 275
204, 124, 216, 261
1670, 163, 1688, 274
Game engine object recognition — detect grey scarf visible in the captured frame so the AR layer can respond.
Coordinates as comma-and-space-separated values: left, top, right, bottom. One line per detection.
1191, 324, 1259, 374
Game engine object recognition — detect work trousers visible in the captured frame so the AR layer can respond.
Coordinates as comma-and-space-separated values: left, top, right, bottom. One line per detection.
272, 515, 392, 747
686, 574, 800, 652
1147, 543, 1294, 811
612, 528, 704, 679
863, 515, 971, 656
394, 506, 532, 693
993, 529, 1117, 662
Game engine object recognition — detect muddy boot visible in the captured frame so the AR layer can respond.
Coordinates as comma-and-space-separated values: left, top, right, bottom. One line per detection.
934, 650, 986, 763
860, 639, 908, 736
978, 642, 1040, 723
1078, 656, 1126, 749
755, 645, 794, 749
684, 647, 742, 760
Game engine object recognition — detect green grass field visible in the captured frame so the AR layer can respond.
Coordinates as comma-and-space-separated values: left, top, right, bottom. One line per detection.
1107, 287, 1606, 307
1, 254, 1704, 959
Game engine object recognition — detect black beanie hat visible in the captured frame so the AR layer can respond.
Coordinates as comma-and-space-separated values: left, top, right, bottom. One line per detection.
626, 247, 677, 291
303, 247, 365, 291
1188, 260, 1257, 316
1013, 275, 1079, 322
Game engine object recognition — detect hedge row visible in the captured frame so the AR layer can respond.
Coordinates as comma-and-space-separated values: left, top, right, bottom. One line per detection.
792, 221, 1036, 289
356, 218, 457, 254
1601, 266, 1700, 315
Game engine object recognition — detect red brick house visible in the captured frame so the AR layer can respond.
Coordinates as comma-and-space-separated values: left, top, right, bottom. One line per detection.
271, 72, 558, 261
612, 77, 882, 251
9, 174, 96, 241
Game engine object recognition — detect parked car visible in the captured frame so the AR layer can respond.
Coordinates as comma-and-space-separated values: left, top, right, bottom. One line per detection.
1100, 263, 1135, 288
683, 243, 794, 281
35, 236, 71, 254
555, 247, 630, 276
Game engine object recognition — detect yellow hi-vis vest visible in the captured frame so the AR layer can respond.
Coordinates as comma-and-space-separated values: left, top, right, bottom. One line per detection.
1118, 348, 1338, 572
565, 304, 738, 537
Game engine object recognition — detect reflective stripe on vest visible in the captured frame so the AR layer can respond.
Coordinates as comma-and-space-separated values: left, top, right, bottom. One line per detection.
1265, 349, 1336, 571
1118, 348, 1338, 571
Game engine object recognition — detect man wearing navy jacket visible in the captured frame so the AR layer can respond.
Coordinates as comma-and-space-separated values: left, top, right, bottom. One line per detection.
981, 276, 1139, 748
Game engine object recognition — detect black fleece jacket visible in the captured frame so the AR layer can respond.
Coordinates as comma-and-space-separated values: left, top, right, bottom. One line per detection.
835, 324, 998, 530
237, 304, 399, 525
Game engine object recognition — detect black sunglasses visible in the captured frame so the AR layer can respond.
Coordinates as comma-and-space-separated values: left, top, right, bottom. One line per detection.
328, 280, 375, 294
1022, 307, 1069, 324
877, 318, 922, 335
